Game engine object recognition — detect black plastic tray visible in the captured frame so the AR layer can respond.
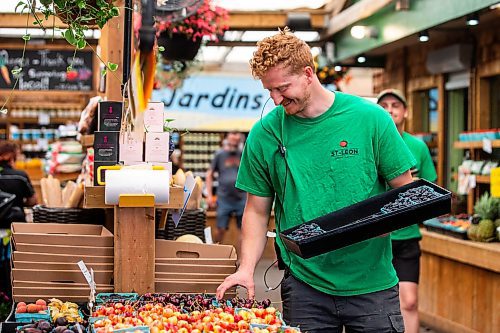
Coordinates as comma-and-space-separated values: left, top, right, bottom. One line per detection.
280, 179, 451, 258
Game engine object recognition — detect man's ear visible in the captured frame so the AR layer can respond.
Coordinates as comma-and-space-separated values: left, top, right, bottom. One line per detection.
304, 66, 315, 82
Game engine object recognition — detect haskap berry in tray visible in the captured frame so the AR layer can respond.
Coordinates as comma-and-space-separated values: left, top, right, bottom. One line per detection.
280, 179, 451, 258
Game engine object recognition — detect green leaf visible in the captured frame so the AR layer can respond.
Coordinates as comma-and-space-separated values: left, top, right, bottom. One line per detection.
107, 62, 118, 71
22, 34, 31, 41
101, 68, 107, 77
76, 0, 86, 9
15, 1, 25, 12
64, 29, 77, 45
158, 46, 165, 52
110, 7, 120, 17
11, 68, 22, 75
76, 38, 86, 49
67, 65, 73, 72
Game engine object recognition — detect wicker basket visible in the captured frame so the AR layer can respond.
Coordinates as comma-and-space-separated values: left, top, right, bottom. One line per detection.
155, 208, 206, 242
32, 205, 105, 224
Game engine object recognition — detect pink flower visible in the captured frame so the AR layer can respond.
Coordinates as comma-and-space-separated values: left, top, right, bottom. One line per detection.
156, 0, 229, 42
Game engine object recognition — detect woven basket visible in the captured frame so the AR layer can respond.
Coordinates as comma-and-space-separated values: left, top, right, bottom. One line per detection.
155, 208, 206, 242
33, 205, 105, 224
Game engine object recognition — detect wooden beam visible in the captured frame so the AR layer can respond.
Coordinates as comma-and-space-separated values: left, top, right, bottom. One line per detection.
0, 11, 327, 31
325, 0, 393, 37
206, 40, 323, 47
227, 11, 326, 30
324, 0, 348, 16
114, 206, 156, 294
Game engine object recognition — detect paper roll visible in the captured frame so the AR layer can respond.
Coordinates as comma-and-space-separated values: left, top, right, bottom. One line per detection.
105, 169, 170, 205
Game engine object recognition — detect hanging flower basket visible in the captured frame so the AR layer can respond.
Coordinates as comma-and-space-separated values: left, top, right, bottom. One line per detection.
157, 32, 202, 61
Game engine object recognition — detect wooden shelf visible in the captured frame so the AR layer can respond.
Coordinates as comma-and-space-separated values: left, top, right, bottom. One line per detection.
452, 173, 490, 184
453, 140, 500, 149
84, 185, 184, 209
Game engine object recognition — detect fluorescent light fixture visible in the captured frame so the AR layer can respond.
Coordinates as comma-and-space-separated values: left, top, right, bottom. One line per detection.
357, 56, 366, 63
419, 30, 429, 42
350, 25, 378, 39
466, 14, 479, 26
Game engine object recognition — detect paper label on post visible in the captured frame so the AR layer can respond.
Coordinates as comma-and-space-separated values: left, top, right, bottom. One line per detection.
77, 260, 96, 291
171, 173, 196, 227
204, 227, 213, 244
482, 138, 493, 154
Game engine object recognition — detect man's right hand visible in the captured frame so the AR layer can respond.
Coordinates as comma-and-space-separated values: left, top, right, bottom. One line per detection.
216, 269, 255, 300
207, 195, 216, 209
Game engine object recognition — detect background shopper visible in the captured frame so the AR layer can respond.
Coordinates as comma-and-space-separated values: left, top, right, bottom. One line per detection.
378, 89, 437, 333
206, 131, 246, 246
217, 28, 416, 333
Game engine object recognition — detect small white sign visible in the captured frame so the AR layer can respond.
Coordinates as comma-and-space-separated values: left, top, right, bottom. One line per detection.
204, 226, 213, 244
171, 173, 196, 227
77, 260, 96, 291
38, 112, 50, 125
483, 138, 493, 154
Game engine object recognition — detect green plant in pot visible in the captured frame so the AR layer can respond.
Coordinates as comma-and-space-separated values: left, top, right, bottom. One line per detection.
156, 0, 229, 61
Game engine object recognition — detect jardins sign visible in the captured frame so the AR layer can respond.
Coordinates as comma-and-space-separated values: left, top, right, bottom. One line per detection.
152, 74, 274, 131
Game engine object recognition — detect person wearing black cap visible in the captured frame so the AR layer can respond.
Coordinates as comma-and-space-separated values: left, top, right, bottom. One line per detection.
377, 89, 437, 333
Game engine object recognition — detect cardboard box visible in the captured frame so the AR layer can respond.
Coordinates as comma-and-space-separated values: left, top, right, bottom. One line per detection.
155, 263, 235, 274
155, 272, 229, 280
13, 261, 114, 271
94, 131, 119, 162
98, 101, 123, 131
13, 286, 114, 297
144, 102, 165, 133
12, 269, 113, 284
145, 132, 169, 162
155, 239, 237, 259
119, 132, 144, 163
14, 243, 114, 257
12, 251, 114, 264
155, 258, 237, 266
11, 223, 113, 247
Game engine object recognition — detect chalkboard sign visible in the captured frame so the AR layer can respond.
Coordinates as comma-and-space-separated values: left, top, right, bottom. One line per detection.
0, 49, 93, 91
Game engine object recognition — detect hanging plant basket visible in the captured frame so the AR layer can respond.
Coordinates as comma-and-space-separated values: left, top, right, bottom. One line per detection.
46, 0, 117, 27
157, 32, 202, 61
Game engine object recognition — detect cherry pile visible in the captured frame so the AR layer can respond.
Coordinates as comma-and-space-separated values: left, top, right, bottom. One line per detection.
128, 293, 272, 312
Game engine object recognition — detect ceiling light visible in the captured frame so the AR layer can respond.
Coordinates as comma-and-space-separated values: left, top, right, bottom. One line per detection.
357, 55, 366, 63
419, 30, 429, 42
334, 65, 342, 72
350, 25, 378, 39
466, 13, 479, 26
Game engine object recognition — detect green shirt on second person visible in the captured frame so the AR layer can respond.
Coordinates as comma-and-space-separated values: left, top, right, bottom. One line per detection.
390, 132, 437, 241
236, 92, 416, 296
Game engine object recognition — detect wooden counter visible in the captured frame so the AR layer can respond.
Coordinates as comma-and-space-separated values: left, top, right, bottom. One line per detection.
419, 229, 499, 333
205, 210, 277, 260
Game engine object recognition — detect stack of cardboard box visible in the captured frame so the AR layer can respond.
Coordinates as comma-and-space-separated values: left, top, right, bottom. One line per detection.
10, 223, 114, 302
155, 240, 237, 296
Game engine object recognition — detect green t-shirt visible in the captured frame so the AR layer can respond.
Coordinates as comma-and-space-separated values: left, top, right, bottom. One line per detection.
236, 92, 416, 296
391, 132, 437, 241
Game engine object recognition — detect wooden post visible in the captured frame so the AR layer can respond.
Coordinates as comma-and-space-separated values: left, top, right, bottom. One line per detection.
114, 206, 156, 293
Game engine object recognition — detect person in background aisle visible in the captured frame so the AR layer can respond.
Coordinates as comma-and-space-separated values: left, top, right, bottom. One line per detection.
377, 89, 437, 333
0, 141, 37, 298
206, 132, 246, 246
216, 27, 416, 333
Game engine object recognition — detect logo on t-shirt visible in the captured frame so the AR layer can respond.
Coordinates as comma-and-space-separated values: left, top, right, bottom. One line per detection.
331, 140, 359, 158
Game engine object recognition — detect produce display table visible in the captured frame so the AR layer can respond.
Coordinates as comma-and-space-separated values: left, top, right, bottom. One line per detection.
419, 229, 499, 333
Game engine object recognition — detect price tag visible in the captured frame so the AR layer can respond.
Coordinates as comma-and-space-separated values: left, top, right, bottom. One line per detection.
77, 260, 96, 290
204, 226, 213, 244
491, 167, 500, 198
482, 138, 492, 154
38, 111, 50, 125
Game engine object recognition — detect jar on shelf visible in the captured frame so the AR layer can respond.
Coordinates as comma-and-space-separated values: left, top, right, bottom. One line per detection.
21, 129, 32, 141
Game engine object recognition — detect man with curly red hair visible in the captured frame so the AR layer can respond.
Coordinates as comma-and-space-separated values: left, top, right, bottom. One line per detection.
217, 28, 417, 333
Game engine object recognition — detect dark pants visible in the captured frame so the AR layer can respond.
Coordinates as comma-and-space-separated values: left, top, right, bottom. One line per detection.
281, 272, 405, 333
0, 240, 11, 298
